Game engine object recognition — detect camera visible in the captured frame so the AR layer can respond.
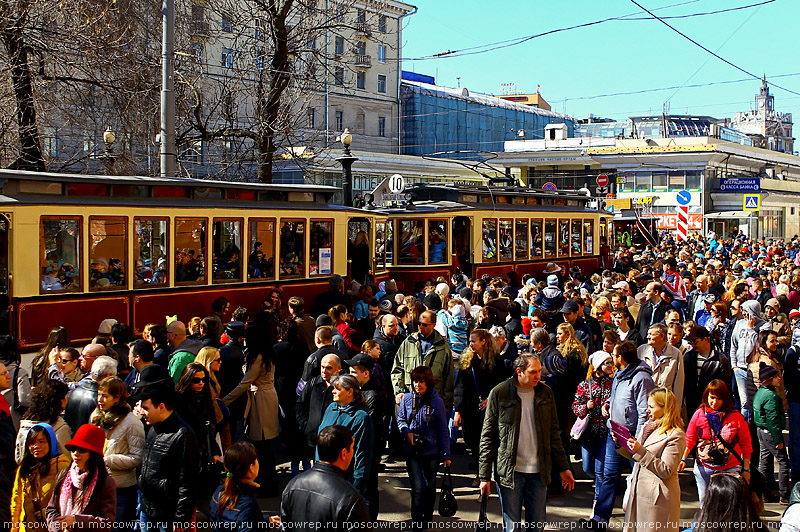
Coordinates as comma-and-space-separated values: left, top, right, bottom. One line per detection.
412, 433, 427, 455
707, 447, 728, 467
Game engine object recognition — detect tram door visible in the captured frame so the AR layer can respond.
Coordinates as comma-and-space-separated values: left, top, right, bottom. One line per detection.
452, 216, 472, 277
0, 215, 9, 336
347, 218, 371, 286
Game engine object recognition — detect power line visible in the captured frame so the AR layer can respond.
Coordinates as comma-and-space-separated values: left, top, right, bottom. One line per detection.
406, 0, 774, 61
628, 0, 800, 97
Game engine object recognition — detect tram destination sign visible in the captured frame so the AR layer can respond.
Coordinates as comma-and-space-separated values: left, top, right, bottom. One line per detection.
717, 177, 760, 192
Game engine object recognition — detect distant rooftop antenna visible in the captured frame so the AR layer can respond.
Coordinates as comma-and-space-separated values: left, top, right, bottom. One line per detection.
456, 77, 461, 88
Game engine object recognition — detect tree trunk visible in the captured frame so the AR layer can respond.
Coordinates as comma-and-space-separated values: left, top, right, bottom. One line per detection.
2, 30, 45, 171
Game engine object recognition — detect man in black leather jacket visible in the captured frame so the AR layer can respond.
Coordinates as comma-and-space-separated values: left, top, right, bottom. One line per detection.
64, 351, 116, 433
138, 385, 199, 532
297, 354, 339, 450
281, 425, 370, 531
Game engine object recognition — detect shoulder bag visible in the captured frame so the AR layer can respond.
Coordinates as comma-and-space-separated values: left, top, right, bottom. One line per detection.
438, 465, 458, 517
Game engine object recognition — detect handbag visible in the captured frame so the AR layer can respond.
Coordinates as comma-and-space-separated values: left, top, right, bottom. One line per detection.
438, 465, 458, 517
474, 492, 491, 532
570, 383, 595, 441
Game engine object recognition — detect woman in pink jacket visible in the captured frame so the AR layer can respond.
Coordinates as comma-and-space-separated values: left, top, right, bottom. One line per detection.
678, 379, 752, 507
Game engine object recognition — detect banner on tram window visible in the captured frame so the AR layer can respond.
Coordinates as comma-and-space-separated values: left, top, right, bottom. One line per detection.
642, 213, 703, 230
319, 248, 332, 275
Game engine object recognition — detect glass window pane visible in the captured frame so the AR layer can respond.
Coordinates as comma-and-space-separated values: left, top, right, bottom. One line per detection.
90, 217, 127, 290
175, 218, 207, 285
428, 220, 447, 264
310, 220, 333, 276
212, 219, 242, 282
41, 217, 81, 292
499, 219, 513, 261
686, 171, 702, 190
652, 172, 667, 190
248, 219, 275, 280
385, 221, 393, 266
668, 171, 685, 191
531, 220, 542, 258
584, 220, 594, 255
558, 220, 569, 257
544, 220, 556, 258
515, 220, 528, 260
482, 219, 497, 262
635, 174, 651, 192
134, 218, 168, 286
398, 219, 424, 265
279, 220, 305, 278
375, 222, 386, 270
571, 220, 582, 256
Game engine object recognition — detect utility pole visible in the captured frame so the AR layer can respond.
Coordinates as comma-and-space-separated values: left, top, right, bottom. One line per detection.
160, 0, 176, 177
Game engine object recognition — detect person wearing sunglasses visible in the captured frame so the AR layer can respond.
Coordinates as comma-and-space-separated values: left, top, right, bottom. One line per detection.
176, 362, 221, 496
391, 310, 454, 411
45, 424, 116, 530
572, 351, 614, 519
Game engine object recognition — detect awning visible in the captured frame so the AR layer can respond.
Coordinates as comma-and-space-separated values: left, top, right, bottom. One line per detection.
704, 210, 755, 219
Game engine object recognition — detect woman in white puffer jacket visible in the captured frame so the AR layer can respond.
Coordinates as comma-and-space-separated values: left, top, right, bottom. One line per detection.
89, 376, 145, 525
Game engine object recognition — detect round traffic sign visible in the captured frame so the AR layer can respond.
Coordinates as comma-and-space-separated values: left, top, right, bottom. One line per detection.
542, 182, 557, 191
676, 190, 691, 205
388, 174, 405, 194
606, 193, 615, 199
596, 174, 609, 187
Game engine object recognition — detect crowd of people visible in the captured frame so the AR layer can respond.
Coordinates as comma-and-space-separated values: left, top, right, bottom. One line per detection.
6, 230, 800, 531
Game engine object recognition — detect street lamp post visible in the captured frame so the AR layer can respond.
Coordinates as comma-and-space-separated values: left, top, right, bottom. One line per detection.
102, 126, 116, 175
336, 128, 358, 207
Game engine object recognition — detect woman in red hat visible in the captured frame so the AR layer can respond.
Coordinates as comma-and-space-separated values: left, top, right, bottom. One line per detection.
45, 424, 116, 530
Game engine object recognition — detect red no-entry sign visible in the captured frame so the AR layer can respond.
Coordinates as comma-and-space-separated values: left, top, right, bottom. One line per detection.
596, 174, 609, 187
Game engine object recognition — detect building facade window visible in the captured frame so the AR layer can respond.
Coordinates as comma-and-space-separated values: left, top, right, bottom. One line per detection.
377, 45, 386, 63
378, 15, 387, 32
335, 111, 344, 131
221, 12, 233, 32
356, 9, 366, 23
356, 71, 366, 89
335, 4, 345, 22
356, 41, 366, 56
377, 74, 386, 93
221, 48, 235, 68
334, 66, 344, 86
378, 117, 386, 137
307, 108, 315, 128
335, 36, 344, 56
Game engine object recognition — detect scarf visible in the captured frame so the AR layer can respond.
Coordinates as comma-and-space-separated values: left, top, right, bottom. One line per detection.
705, 408, 724, 435
59, 462, 99, 517
89, 403, 130, 430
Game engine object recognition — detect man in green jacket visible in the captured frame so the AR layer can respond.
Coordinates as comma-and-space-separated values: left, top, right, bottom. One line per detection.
753, 363, 790, 503
479, 353, 575, 531
166, 321, 201, 385
391, 310, 454, 409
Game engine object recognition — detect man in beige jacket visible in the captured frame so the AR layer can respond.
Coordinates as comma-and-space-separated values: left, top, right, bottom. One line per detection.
637, 323, 684, 407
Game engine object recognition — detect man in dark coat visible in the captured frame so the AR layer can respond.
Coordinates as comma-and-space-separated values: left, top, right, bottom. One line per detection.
219, 321, 246, 441
635, 282, 673, 341
313, 274, 349, 316
297, 354, 340, 450
302, 327, 344, 383
684, 325, 732, 415
560, 301, 594, 354
281, 425, 370, 531
65, 353, 116, 433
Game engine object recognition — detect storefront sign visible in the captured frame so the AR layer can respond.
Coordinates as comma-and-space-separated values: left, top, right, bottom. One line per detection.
718, 177, 760, 192
632, 196, 656, 205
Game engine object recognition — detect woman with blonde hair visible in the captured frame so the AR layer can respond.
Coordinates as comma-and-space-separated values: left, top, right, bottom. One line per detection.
592, 296, 612, 326
195, 347, 231, 451
556, 323, 588, 367
622, 387, 686, 532
453, 329, 506, 486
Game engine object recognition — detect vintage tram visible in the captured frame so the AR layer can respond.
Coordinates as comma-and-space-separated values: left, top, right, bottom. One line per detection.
0, 169, 610, 349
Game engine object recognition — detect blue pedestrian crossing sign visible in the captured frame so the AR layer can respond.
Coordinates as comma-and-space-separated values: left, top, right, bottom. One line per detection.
743, 194, 760, 211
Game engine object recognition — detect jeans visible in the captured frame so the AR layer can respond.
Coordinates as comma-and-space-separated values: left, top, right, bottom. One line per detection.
788, 402, 800, 475
116, 485, 139, 527
406, 454, 439, 528
671, 300, 688, 322
139, 512, 177, 532
734, 369, 750, 422
580, 437, 607, 504
592, 434, 633, 522
497, 472, 547, 531
694, 462, 741, 508
758, 427, 791, 499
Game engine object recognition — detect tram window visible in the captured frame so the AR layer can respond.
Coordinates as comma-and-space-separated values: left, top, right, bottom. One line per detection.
584, 220, 594, 255
544, 220, 556, 258
558, 220, 569, 257
375, 222, 387, 270
175, 218, 207, 285
40, 217, 81, 293
571, 220, 582, 256
212, 219, 242, 283
310, 220, 334, 276
89, 217, 127, 291
482, 219, 497, 262
515, 220, 528, 260
385, 221, 393, 267
279, 220, 305, 278
428, 219, 447, 264
248, 219, 276, 281
531, 220, 543, 258
398, 220, 424, 265
499, 219, 513, 261
134, 218, 168, 287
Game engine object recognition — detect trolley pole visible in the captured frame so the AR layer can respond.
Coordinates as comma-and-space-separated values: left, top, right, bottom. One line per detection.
160, 0, 176, 177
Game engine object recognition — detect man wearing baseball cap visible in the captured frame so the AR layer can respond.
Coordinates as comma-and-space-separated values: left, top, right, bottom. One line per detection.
560, 300, 594, 354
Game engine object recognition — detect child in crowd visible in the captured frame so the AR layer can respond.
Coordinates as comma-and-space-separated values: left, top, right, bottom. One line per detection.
790, 309, 800, 347
753, 363, 790, 504
439, 299, 469, 359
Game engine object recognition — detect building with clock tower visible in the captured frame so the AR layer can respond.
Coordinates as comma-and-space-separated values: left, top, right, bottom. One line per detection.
732, 78, 794, 153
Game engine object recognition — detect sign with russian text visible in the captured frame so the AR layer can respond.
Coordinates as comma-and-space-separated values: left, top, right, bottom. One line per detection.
718, 177, 760, 192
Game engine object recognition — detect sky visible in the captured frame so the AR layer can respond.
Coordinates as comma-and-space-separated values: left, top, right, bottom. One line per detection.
400, 0, 800, 123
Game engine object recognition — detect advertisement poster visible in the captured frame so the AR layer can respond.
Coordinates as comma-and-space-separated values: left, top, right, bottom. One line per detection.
319, 248, 331, 275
